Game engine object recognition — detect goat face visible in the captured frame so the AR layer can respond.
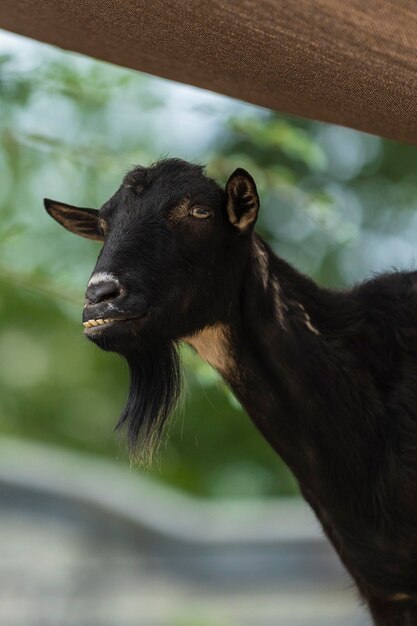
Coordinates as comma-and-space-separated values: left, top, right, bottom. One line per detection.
45, 158, 260, 353
44, 158, 260, 454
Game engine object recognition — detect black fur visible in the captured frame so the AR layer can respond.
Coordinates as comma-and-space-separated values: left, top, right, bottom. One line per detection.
45, 158, 417, 625
116, 342, 182, 461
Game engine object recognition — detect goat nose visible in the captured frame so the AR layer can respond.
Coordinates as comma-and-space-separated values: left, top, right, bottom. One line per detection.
85, 278, 122, 305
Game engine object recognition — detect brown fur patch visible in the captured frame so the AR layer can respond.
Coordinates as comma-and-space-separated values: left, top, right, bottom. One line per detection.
295, 302, 320, 336
253, 238, 286, 325
166, 197, 191, 226
99, 218, 109, 236
387, 592, 413, 602
253, 239, 319, 336
184, 324, 233, 375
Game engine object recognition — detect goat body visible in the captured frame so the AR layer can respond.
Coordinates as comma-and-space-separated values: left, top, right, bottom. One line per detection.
191, 236, 417, 624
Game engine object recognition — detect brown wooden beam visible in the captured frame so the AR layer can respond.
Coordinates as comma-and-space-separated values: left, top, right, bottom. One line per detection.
1, 0, 417, 144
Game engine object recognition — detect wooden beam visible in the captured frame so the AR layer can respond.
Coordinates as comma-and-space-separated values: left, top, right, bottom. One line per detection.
1, 0, 417, 144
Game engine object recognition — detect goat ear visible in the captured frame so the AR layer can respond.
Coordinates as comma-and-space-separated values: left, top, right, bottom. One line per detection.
225, 168, 259, 234
44, 199, 104, 242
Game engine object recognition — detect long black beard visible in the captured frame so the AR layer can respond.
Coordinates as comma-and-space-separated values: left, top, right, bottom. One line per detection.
116, 341, 183, 463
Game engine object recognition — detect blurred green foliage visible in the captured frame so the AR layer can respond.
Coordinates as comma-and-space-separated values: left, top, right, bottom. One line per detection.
1, 33, 417, 498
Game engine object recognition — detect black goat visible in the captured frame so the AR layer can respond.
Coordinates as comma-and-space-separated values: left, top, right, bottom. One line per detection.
45, 158, 417, 625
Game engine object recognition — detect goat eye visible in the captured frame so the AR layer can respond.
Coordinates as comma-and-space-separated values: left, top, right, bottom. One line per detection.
189, 207, 212, 219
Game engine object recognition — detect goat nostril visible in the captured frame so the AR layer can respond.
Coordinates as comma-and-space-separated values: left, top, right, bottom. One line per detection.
85, 281, 122, 305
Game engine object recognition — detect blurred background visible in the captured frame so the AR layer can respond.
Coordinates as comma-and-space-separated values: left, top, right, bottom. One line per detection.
1, 27, 417, 626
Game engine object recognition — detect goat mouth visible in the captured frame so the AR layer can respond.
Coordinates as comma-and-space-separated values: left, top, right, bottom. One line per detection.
83, 315, 146, 332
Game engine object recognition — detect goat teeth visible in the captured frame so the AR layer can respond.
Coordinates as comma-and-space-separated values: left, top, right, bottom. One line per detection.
83, 318, 116, 329
86, 319, 99, 327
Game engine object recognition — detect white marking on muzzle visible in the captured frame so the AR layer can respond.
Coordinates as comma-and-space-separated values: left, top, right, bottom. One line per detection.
88, 271, 121, 288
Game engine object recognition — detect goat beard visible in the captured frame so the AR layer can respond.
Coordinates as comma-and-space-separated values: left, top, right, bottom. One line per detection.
116, 341, 183, 464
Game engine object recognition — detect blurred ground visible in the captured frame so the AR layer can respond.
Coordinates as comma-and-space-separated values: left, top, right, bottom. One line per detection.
0, 439, 370, 626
